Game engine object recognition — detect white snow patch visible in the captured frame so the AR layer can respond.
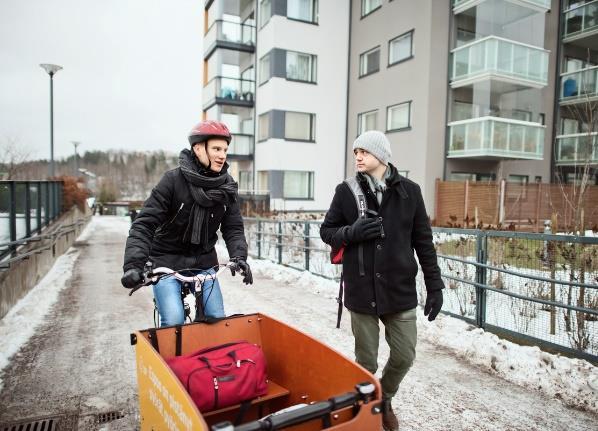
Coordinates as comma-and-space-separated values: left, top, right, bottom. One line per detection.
220, 245, 598, 413
0, 221, 96, 391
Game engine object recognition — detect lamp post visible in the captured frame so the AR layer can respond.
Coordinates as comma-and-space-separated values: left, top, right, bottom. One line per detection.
71, 141, 81, 176
40, 63, 63, 178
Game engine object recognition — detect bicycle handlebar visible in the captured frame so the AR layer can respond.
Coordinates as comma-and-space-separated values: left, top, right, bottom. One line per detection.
127, 262, 237, 296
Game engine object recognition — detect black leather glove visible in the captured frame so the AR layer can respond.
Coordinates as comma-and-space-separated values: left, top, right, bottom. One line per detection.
424, 289, 443, 321
344, 217, 382, 244
230, 257, 253, 285
121, 268, 143, 289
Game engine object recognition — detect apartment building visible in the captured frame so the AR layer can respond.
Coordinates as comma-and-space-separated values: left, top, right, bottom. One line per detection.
555, 0, 598, 183
202, 0, 596, 215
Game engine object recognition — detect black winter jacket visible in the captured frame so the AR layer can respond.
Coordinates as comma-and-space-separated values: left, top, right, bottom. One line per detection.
320, 165, 444, 316
123, 166, 248, 272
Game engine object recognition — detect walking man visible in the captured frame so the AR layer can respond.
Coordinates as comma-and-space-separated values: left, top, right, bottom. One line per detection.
320, 130, 444, 430
121, 120, 253, 326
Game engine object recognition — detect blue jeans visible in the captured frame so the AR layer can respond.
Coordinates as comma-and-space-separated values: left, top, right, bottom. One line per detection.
152, 268, 225, 327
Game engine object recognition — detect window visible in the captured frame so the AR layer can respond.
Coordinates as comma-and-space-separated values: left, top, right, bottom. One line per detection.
387, 101, 411, 131
359, 47, 380, 77
260, 0, 272, 28
288, 0, 318, 23
535, 176, 542, 183
283, 171, 314, 199
361, 0, 381, 17
258, 171, 269, 192
259, 53, 271, 84
389, 30, 413, 66
258, 112, 270, 141
508, 175, 529, 199
239, 171, 252, 191
286, 51, 317, 82
357, 110, 378, 135
285, 112, 316, 141
508, 175, 529, 184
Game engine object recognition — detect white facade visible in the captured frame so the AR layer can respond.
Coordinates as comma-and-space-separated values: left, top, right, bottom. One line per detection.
254, 1, 350, 211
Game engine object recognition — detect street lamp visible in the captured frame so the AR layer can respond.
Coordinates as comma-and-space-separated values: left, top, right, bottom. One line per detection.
71, 141, 81, 176
40, 63, 63, 178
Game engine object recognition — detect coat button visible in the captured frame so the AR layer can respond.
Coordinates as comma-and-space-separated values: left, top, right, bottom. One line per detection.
371, 302, 376, 307
376, 244, 382, 250
376, 273, 381, 278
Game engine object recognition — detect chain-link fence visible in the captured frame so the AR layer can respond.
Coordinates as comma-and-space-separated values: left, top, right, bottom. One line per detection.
242, 218, 598, 362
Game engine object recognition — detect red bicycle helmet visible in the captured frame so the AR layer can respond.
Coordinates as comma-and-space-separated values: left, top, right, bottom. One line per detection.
188, 120, 232, 146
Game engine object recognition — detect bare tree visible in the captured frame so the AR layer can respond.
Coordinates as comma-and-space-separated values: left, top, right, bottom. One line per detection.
0, 136, 31, 179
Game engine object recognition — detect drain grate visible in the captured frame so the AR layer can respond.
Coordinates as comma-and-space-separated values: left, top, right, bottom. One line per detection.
96, 411, 125, 424
0, 416, 59, 431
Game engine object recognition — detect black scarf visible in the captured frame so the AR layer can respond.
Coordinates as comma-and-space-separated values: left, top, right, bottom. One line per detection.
178, 149, 238, 247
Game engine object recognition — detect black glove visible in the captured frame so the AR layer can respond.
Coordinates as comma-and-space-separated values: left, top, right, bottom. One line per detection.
230, 258, 253, 285
121, 268, 143, 289
344, 217, 382, 244
424, 289, 443, 321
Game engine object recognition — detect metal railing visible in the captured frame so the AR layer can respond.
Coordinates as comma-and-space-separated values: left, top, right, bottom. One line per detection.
0, 181, 63, 260
242, 218, 598, 361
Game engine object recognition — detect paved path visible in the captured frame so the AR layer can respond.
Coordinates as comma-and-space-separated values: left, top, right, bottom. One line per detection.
0, 216, 595, 430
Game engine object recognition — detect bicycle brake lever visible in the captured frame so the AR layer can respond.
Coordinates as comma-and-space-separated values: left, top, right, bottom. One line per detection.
128, 284, 143, 296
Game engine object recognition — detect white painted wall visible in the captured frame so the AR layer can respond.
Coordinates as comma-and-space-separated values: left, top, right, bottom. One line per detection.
255, 1, 350, 211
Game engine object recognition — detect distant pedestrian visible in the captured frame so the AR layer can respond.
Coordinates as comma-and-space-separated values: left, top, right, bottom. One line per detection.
320, 130, 444, 431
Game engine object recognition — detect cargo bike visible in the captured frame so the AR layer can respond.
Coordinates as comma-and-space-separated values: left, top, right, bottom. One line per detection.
129, 264, 383, 430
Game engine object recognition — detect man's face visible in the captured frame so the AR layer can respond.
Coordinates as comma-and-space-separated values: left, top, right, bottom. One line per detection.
354, 148, 382, 174
193, 139, 229, 172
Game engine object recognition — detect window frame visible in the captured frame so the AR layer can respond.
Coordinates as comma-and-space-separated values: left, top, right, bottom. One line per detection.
361, 0, 381, 18
359, 46, 381, 78
260, 0, 272, 28
286, 50, 317, 84
283, 170, 315, 200
357, 109, 378, 136
386, 101, 412, 133
258, 112, 270, 142
388, 29, 414, 67
284, 111, 316, 142
259, 52, 271, 85
287, 0, 319, 24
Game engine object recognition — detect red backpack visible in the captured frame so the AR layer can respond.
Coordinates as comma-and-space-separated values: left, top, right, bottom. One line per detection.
166, 341, 268, 412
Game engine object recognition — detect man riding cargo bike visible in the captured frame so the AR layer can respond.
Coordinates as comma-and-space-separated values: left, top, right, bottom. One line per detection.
121, 120, 253, 326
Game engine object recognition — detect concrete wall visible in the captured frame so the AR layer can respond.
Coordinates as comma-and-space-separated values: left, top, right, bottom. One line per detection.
0, 206, 90, 320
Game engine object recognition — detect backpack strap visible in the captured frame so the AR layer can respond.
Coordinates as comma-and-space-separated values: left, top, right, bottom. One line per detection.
336, 272, 344, 329
343, 177, 367, 276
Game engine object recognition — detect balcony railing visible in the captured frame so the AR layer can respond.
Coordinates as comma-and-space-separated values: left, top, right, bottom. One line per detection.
560, 66, 598, 103
204, 20, 255, 56
453, 0, 550, 13
229, 134, 254, 157
451, 36, 549, 87
555, 133, 598, 165
203, 77, 255, 108
448, 116, 544, 159
563, 0, 598, 40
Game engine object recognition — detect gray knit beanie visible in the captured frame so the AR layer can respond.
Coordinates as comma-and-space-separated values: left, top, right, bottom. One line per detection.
353, 130, 392, 165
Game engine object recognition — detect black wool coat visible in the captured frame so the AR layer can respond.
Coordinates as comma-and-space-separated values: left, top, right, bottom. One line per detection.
320, 165, 444, 316
123, 165, 248, 273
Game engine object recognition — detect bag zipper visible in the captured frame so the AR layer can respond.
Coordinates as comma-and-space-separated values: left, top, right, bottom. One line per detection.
164, 203, 184, 228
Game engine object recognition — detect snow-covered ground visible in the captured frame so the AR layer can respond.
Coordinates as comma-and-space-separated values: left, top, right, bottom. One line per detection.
1, 216, 596, 418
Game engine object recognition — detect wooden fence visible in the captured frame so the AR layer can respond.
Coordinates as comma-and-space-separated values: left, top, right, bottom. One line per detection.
434, 179, 598, 232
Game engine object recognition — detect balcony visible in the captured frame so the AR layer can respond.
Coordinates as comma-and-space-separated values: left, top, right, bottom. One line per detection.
448, 116, 545, 160
563, 0, 598, 46
203, 77, 255, 109
228, 134, 255, 159
451, 36, 549, 89
560, 66, 598, 104
453, 0, 550, 21
204, 20, 255, 59
555, 133, 598, 165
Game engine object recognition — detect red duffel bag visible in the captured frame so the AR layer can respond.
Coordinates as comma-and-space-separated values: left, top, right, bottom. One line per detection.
166, 341, 268, 412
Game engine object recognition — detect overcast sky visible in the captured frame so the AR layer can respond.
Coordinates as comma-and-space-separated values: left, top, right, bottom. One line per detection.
0, 0, 203, 160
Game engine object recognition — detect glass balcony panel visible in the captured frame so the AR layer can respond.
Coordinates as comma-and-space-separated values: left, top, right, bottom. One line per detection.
559, 137, 577, 161
555, 133, 598, 164
564, 0, 598, 38
448, 117, 544, 159
494, 121, 509, 150
229, 134, 254, 156
451, 124, 466, 151
204, 20, 255, 55
453, 0, 551, 11
451, 36, 548, 86
203, 77, 255, 107
560, 66, 598, 101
